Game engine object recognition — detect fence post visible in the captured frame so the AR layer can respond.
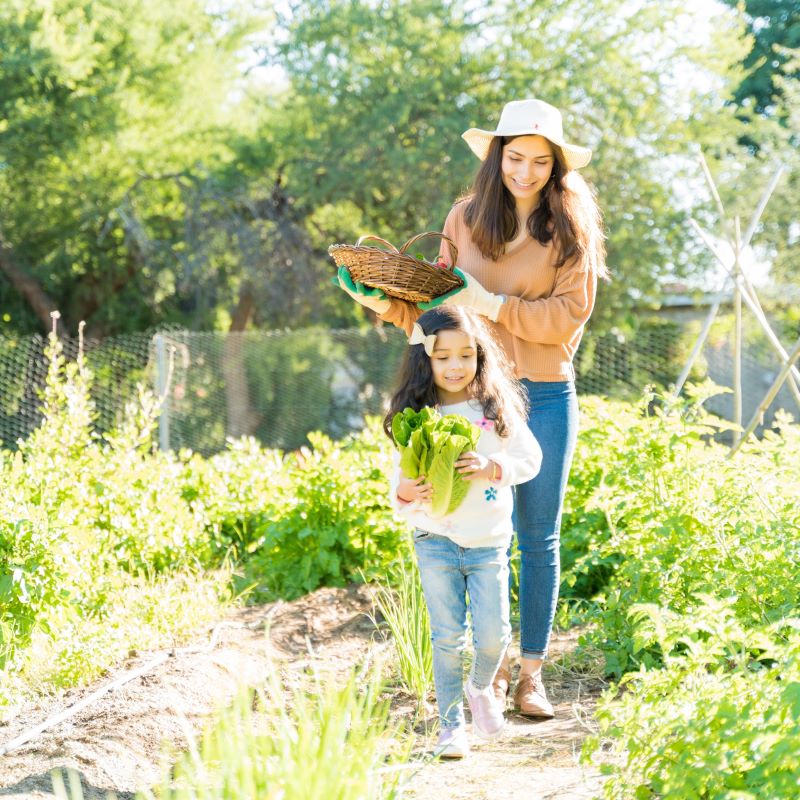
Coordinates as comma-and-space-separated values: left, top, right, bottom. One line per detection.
154, 334, 171, 452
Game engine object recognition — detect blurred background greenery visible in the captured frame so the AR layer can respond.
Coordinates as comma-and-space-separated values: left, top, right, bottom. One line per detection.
0, 0, 796, 341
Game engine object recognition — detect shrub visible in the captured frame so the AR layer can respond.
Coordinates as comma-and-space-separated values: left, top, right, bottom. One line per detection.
566, 387, 800, 676
240, 419, 408, 601
584, 601, 800, 799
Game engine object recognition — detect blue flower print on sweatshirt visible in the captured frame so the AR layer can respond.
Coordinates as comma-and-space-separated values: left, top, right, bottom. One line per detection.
484, 486, 498, 502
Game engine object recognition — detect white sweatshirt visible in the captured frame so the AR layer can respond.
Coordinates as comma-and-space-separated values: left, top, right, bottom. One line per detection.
389, 400, 542, 548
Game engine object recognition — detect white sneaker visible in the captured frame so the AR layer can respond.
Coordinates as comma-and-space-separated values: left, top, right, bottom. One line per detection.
465, 678, 505, 741
434, 726, 470, 759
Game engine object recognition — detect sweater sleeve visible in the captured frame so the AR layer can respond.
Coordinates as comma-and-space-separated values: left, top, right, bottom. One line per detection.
378, 298, 421, 335
487, 420, 542, 490
497, 253, 597, 345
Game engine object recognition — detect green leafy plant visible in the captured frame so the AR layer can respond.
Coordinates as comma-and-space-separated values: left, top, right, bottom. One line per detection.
391, 406, 480, 517
568, 389, 800, 797
584, 602, 800, 799
143, 659, 412, 800
241, 420, 407, 601
370, 558, 433, 707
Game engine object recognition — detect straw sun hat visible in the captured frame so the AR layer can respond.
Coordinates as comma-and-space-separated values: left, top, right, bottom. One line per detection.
462, 98, 592, 171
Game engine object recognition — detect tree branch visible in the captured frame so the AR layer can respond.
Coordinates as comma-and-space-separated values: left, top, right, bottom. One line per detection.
0, 231, 60, 332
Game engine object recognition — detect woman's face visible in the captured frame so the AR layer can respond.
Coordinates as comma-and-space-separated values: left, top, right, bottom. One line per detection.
501, 135, 555, 210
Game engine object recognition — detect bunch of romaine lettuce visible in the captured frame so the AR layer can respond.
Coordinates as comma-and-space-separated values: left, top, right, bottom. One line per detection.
391, 406, 481, 518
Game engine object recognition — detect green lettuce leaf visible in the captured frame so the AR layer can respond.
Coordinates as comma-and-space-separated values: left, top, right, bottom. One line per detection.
427, 439, 460, 517
392, 406, 481, 515
392, 413, 412, 447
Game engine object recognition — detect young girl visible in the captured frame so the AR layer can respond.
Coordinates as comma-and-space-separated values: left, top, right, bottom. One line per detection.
384, 306, 542, 759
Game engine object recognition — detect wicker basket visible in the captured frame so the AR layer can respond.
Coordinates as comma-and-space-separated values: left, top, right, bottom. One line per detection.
328, 232, 463, 303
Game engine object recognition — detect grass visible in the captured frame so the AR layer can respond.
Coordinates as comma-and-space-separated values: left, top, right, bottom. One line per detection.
49, 656, 412, 800
370, 559, 433, 709
142, 656, 412, 800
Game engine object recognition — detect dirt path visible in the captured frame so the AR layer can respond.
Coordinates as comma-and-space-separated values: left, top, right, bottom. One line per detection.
0, 585, 608, 799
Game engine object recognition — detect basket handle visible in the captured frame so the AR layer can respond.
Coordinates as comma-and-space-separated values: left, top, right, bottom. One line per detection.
399, 232, 458, 270
355, 235, 400, 253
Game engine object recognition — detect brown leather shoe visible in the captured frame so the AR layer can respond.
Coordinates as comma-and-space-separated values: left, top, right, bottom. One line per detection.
492, 665, 512, 706
514, 672, 554, 718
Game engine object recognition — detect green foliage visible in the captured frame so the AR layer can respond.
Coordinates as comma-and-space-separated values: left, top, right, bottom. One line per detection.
3, 0, 795, 336
720, 0, 799, 119
0, 0, 264, 333
0, 336, 408, 705
240, 421, 406, 601
565, 388, 800, 676
371, 558, 433, 706
0, 330, 230, 699
562, 391, 800, 798
559, 399, 622, 601
584, 606, 800, 799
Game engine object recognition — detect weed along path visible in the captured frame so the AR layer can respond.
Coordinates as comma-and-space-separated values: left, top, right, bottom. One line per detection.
0, 585, 607, 799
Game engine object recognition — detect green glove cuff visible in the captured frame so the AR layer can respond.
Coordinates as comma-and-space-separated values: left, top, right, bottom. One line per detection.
416, 268, 467, 310
337, 266, 386, 299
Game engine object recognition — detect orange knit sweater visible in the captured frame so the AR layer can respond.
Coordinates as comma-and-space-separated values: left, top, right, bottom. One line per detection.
380, 201, 597, 382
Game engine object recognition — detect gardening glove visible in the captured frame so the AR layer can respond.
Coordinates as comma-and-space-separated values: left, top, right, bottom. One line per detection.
417, 268, 504, 322
333, 266, 391, 314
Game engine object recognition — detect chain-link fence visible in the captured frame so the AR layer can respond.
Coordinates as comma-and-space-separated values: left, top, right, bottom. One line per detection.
1, 313, 796, 455
0, 331, 154, 447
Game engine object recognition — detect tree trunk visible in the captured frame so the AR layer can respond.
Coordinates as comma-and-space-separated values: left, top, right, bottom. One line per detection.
0, 232, 60, 332
222, 285, 261, 439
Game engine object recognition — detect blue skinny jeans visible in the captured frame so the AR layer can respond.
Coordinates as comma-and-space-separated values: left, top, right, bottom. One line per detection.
513, 380, 578, 660
413, 530, 511, 729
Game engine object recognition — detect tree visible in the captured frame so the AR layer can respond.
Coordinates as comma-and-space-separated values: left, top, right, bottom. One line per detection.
713, 1, 799, 296
0, 0, 263, 335
254, 0, 757, 330
721, 0, 799, 119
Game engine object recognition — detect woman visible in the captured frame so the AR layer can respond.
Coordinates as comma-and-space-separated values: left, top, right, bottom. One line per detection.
338, 97, 607, 717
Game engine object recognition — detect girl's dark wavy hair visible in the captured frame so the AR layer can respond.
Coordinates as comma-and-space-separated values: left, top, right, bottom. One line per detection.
462, 135, 607, 277
383, 306, 528, 441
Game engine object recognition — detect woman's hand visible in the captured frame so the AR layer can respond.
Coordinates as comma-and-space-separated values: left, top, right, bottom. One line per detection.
455, 451, 496, 481
334, 266, 391, 313
417, 268, 504, 322
397, 475, 432, 503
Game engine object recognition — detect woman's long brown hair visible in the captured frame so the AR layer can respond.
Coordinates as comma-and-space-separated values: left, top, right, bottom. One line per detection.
463, 136, 607, 277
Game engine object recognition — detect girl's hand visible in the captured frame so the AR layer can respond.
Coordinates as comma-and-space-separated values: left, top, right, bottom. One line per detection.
397, 475, 433, 503
455, 451, 494, 481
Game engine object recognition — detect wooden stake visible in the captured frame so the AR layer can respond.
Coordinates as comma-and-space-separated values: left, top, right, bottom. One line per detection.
674, 162, 784, 398
689, 219, 800, 410
729, 336, 800, 457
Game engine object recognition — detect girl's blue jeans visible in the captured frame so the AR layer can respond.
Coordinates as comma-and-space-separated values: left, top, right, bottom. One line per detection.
513, 380, 579, 660
413, 530, 511, 729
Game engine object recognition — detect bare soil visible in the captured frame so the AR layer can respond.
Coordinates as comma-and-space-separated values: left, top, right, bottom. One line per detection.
0, 585, 608, 799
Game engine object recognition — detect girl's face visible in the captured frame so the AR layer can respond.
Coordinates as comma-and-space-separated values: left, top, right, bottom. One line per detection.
430, 329, 478, 405
501, 135, 555, 211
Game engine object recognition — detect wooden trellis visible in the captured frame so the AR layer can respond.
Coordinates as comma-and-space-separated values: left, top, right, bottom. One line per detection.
672, 155, 797, 457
